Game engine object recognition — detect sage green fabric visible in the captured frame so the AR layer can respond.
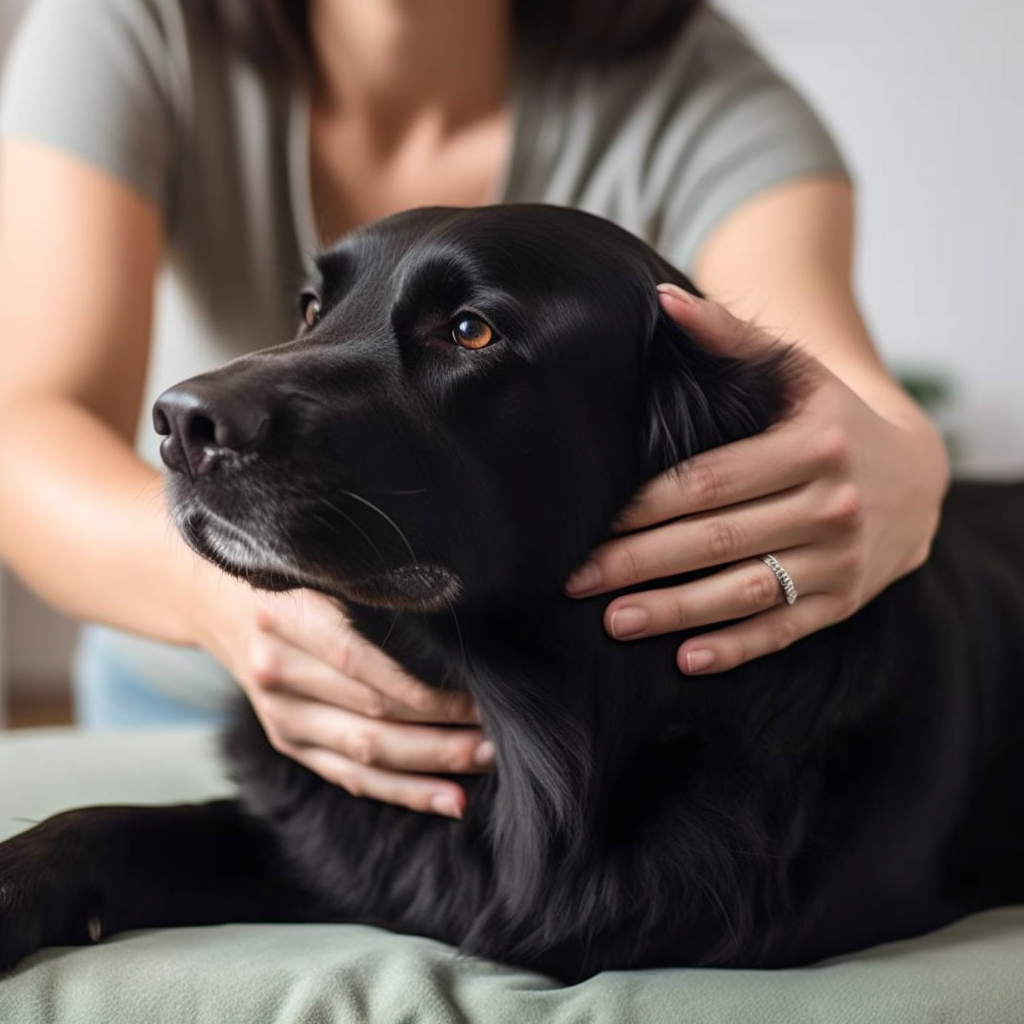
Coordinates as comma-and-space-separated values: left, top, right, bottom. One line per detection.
2, 727, 1024, 1023
0, 0, 851, 714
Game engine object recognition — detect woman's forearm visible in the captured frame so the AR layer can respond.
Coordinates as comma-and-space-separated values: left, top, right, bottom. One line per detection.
0, 396, 213, 647
692, 177, 950, 496
0, 143, 213, 643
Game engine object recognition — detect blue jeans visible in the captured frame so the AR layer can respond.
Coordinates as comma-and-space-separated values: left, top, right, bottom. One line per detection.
72, 627, 228, 729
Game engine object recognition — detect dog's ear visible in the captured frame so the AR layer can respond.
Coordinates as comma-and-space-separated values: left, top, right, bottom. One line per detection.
641, 308, 793, 476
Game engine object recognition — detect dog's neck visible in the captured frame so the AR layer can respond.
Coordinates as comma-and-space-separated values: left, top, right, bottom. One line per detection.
348, 573, 896, 970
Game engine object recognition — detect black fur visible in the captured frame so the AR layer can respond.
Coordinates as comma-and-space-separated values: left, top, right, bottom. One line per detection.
2, 205, 1023, 981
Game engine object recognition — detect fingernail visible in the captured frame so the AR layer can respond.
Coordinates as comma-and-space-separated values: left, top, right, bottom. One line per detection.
609, 606, 650, 639
565, 561, 602, 595
430, 794, 463, 819
474, 740, 496, 766
657, 283, 696, 304
684, 649, 716, 674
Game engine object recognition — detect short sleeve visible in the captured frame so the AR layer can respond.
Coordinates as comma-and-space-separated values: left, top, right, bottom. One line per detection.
0, 0, 184, 215
649, 11, 850, 272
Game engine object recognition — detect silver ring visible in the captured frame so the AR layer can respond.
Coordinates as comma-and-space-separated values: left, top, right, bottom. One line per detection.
759, 553, 799, 605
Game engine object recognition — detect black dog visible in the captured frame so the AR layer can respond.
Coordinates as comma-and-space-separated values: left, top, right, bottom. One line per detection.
2, 205, 1023, 981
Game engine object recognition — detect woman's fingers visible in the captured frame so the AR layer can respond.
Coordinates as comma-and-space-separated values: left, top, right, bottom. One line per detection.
246, 635, 449, 724
255, 589, 479, 724
613, 418, 834, 532
674, 593, 847, 675
239, 615, 489, 816
657, 283, 781, 356
602, 545, 828, 640
282, 743, 471, 819
605, 283, 948, 677
269, 694, 491, 776
237, 588, 488, 818
338, 627, 480, 724
568, 478, 862, 597
251, 588, 348, 658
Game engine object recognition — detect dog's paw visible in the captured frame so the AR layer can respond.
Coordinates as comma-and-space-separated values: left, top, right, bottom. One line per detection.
0, 819, 104, 972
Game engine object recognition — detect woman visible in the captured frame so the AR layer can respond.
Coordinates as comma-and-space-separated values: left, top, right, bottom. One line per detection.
0, 0, 947, 819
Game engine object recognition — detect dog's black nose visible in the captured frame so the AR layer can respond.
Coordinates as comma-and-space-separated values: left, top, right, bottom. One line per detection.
153, 381, 270, 478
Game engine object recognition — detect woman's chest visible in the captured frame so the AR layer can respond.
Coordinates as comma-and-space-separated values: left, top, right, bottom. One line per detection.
308, 108, 512, 246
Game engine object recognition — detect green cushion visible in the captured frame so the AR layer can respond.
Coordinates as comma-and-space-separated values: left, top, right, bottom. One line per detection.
3, 727, 1024, 1024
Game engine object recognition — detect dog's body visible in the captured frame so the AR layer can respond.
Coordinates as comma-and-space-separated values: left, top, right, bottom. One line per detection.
1, 206, 1022, 980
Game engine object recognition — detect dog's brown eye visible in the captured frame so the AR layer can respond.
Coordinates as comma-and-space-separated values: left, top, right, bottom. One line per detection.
300, 290, 322, 330
452, 316, 493, 350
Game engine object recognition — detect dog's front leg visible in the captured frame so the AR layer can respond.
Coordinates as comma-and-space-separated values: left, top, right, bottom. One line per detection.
0, 800, 309, 971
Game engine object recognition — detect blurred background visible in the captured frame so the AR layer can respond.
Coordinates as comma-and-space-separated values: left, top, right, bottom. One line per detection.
0, 0, 1020, 726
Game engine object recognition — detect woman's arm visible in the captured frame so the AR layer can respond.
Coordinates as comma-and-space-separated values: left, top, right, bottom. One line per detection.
565, 177, 950, 671
695, 176, 937, 435
0, 140, 198, 639
0, 141, 484, 814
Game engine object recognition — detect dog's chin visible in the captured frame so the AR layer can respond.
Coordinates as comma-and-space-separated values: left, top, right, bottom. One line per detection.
174, 504, 462, 612
331, 564, 463, 613
174, 505, 307, 591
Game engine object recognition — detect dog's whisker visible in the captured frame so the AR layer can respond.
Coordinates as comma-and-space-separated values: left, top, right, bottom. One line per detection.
377, 609, 401, 652
339, 489, 419, 565
442, 593, 469, 685
312, 498, 391, 575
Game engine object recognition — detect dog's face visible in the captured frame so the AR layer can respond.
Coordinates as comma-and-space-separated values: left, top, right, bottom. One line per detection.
155, 205, 783, 611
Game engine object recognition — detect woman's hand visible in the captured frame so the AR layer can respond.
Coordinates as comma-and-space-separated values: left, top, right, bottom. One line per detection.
195, 581, 492, 817
565, 284, 950, 674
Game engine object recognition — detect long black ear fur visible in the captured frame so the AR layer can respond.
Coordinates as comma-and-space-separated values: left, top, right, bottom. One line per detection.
642, 309, 798, 476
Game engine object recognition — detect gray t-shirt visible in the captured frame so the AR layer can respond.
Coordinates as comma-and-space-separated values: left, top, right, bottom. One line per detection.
0, 0, 848, 709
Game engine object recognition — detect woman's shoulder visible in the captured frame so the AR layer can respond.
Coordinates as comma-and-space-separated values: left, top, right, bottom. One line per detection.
542, 8, 818, 132
525, 7, 842, 174
512, 7, 848, 272
0, 0, 288, 218
3, 0, 191, 85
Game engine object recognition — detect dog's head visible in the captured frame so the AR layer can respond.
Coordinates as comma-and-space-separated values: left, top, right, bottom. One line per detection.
155, 205, 789, 611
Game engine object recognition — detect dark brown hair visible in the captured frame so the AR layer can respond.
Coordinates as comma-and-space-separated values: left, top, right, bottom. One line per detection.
191, 0, 704, 79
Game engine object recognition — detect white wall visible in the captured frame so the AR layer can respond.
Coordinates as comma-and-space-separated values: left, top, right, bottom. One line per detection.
0, 0, 1022, 707
718, 0, 1023, 475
